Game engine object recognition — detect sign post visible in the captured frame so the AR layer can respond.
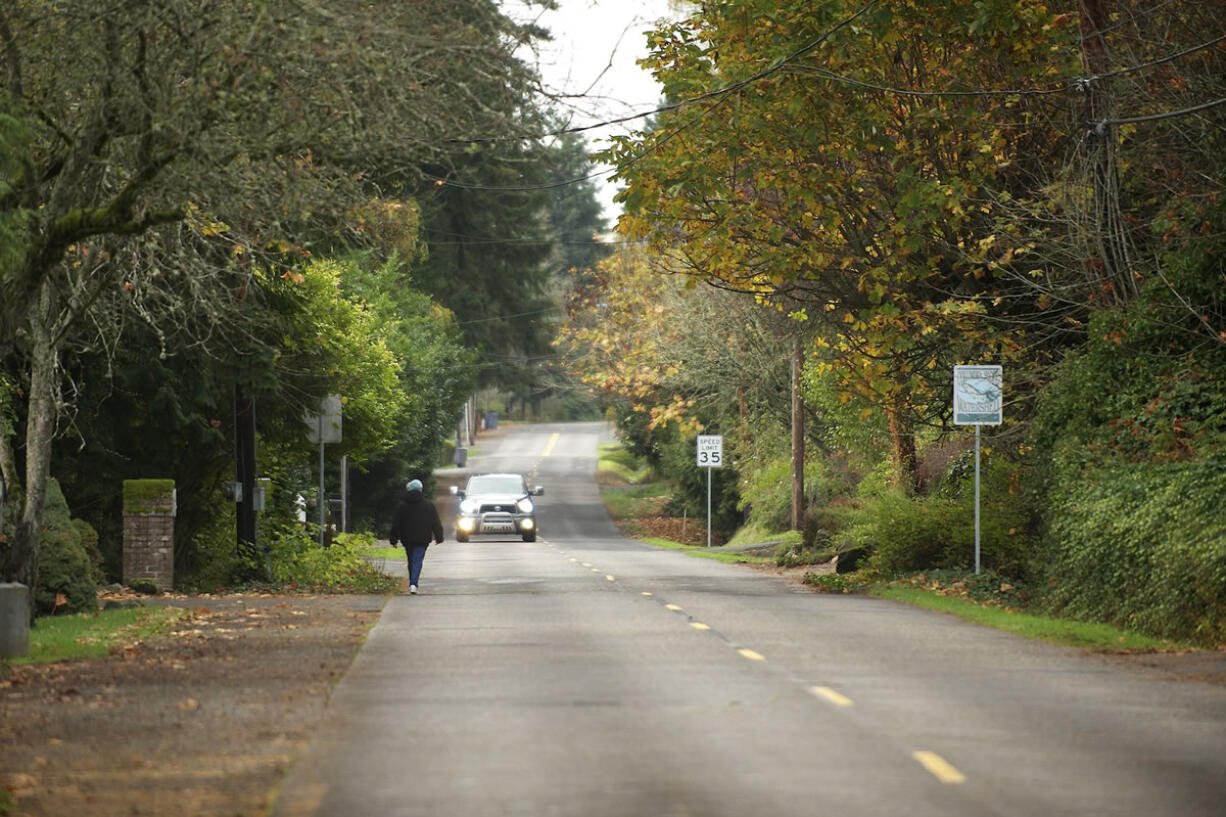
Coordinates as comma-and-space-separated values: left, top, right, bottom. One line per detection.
696, 435, 723, 548
306, 395, 343, 547
953, 366, 1003, 574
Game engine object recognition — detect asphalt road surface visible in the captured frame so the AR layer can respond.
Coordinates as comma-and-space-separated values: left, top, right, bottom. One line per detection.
271, 422, 1226, 817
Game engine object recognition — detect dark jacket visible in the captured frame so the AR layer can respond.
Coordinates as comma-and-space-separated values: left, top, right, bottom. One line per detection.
389, 488, 444, 548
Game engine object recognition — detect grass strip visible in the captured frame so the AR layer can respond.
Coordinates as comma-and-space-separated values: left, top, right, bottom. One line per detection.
597, 442, 654, 485
358, 546, 405, 561
872, 585, 1183, 652
10, 606, 188, 666
601, 482, 671, 522
641, 537, 773, 565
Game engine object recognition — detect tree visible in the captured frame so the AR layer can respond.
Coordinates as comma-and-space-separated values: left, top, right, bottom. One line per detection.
602, 0, 1075, 487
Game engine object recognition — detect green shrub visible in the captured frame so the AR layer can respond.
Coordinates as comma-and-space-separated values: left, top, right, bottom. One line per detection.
178, 505, 255, 593
1037, 456, 1226, 645
804, 571, 877, 594
127, 578, 160, 595
71, 518, 104, 583
737, 443, 836, 534
775, 530, 835, 567
36, 479, 97, 616
742, 457, 796, 533
265, 524, 398, 593
862, 485, 1030, 577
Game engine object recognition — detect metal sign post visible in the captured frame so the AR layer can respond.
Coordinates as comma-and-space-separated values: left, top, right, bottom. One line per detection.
953, 366, 1003, 573
696, 435, 723, 548
306, 395, 343, 547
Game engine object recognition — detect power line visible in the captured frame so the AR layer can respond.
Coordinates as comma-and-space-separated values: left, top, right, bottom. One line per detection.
431, 8, 1224, 193
446, 0, 881, 146
1100, 95, 1226, 126
454, 306, 558, 326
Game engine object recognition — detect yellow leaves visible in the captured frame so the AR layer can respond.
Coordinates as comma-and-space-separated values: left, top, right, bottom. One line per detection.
184, 203, 230, 238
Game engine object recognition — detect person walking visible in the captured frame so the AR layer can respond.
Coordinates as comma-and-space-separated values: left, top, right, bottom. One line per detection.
389, 479, 444, 594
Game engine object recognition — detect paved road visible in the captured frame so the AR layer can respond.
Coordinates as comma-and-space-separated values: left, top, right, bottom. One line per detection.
271, 422, 1226, 817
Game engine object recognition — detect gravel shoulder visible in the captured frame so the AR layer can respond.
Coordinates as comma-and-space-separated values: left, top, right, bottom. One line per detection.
0, 591, 387, 817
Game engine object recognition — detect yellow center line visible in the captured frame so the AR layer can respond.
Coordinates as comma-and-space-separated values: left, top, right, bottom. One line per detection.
810, 686, 854, 707
606, 575, 616, 582
542, 433, 559, 458
689, 622, 711, 631
640, 592, 653, 597
665, 604, 684, 612
581, 563, 592, 568
737, 648, 766, 662
913, 751, 966, 784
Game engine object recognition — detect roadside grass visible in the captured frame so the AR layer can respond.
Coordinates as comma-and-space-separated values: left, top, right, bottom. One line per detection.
8, 606, 189, 666
601, 481, 671, 522
726, 522, 803, 551
641, 537, 773, 565
597, 442, 654, 485
871, 585, 1185, 653
358, 546, 404, 561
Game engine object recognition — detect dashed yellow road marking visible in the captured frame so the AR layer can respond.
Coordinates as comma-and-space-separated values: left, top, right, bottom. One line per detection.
542, 433, 559, 457
640, 592, 653, 597
810, 686, 854, 707
913, 751, 966, 784
689, 622, 711, 631
582, 562, 593, 568
606, 575, 616, 582
737, 648, 766, 662
665, 604, 683, 612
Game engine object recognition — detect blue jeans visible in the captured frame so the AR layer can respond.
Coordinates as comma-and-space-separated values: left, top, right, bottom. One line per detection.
406, 545, 428, 586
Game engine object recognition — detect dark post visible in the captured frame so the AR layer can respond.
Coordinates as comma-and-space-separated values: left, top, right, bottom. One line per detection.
234, 386, 258, 552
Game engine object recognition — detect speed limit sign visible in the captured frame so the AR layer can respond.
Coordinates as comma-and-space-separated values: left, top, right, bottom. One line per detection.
696, 435, 723, 468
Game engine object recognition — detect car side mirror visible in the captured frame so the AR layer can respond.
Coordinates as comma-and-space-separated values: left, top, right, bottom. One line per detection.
532, 486, 544, 496
449, 485, 464, 498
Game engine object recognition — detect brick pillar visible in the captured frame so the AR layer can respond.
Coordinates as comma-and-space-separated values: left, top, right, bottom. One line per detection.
122, 480, 176, 591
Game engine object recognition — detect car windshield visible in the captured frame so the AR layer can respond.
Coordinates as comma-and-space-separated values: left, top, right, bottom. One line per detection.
466, 475, 526, 495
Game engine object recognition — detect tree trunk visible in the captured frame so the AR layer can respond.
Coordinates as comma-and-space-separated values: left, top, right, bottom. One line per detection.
886, 407, 918, 494
790, 334, 804, 531
2, 285, 58, 620
0, 424, 17, 503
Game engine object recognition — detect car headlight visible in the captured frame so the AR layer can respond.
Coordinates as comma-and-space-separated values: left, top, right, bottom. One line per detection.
460, 498, 479, 514
520, 518, 535, 530
516, 498, 534, 513
458, 517, 476, 532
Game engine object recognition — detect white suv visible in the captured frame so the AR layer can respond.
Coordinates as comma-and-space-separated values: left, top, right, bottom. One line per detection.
450, 473, 544, 542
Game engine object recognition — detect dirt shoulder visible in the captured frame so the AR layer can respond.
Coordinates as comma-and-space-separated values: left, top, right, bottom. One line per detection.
0, 592, 386, 817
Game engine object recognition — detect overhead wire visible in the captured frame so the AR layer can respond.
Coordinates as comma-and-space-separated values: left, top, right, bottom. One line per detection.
445, 0, 881, 147
429, 6, 1224, 197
